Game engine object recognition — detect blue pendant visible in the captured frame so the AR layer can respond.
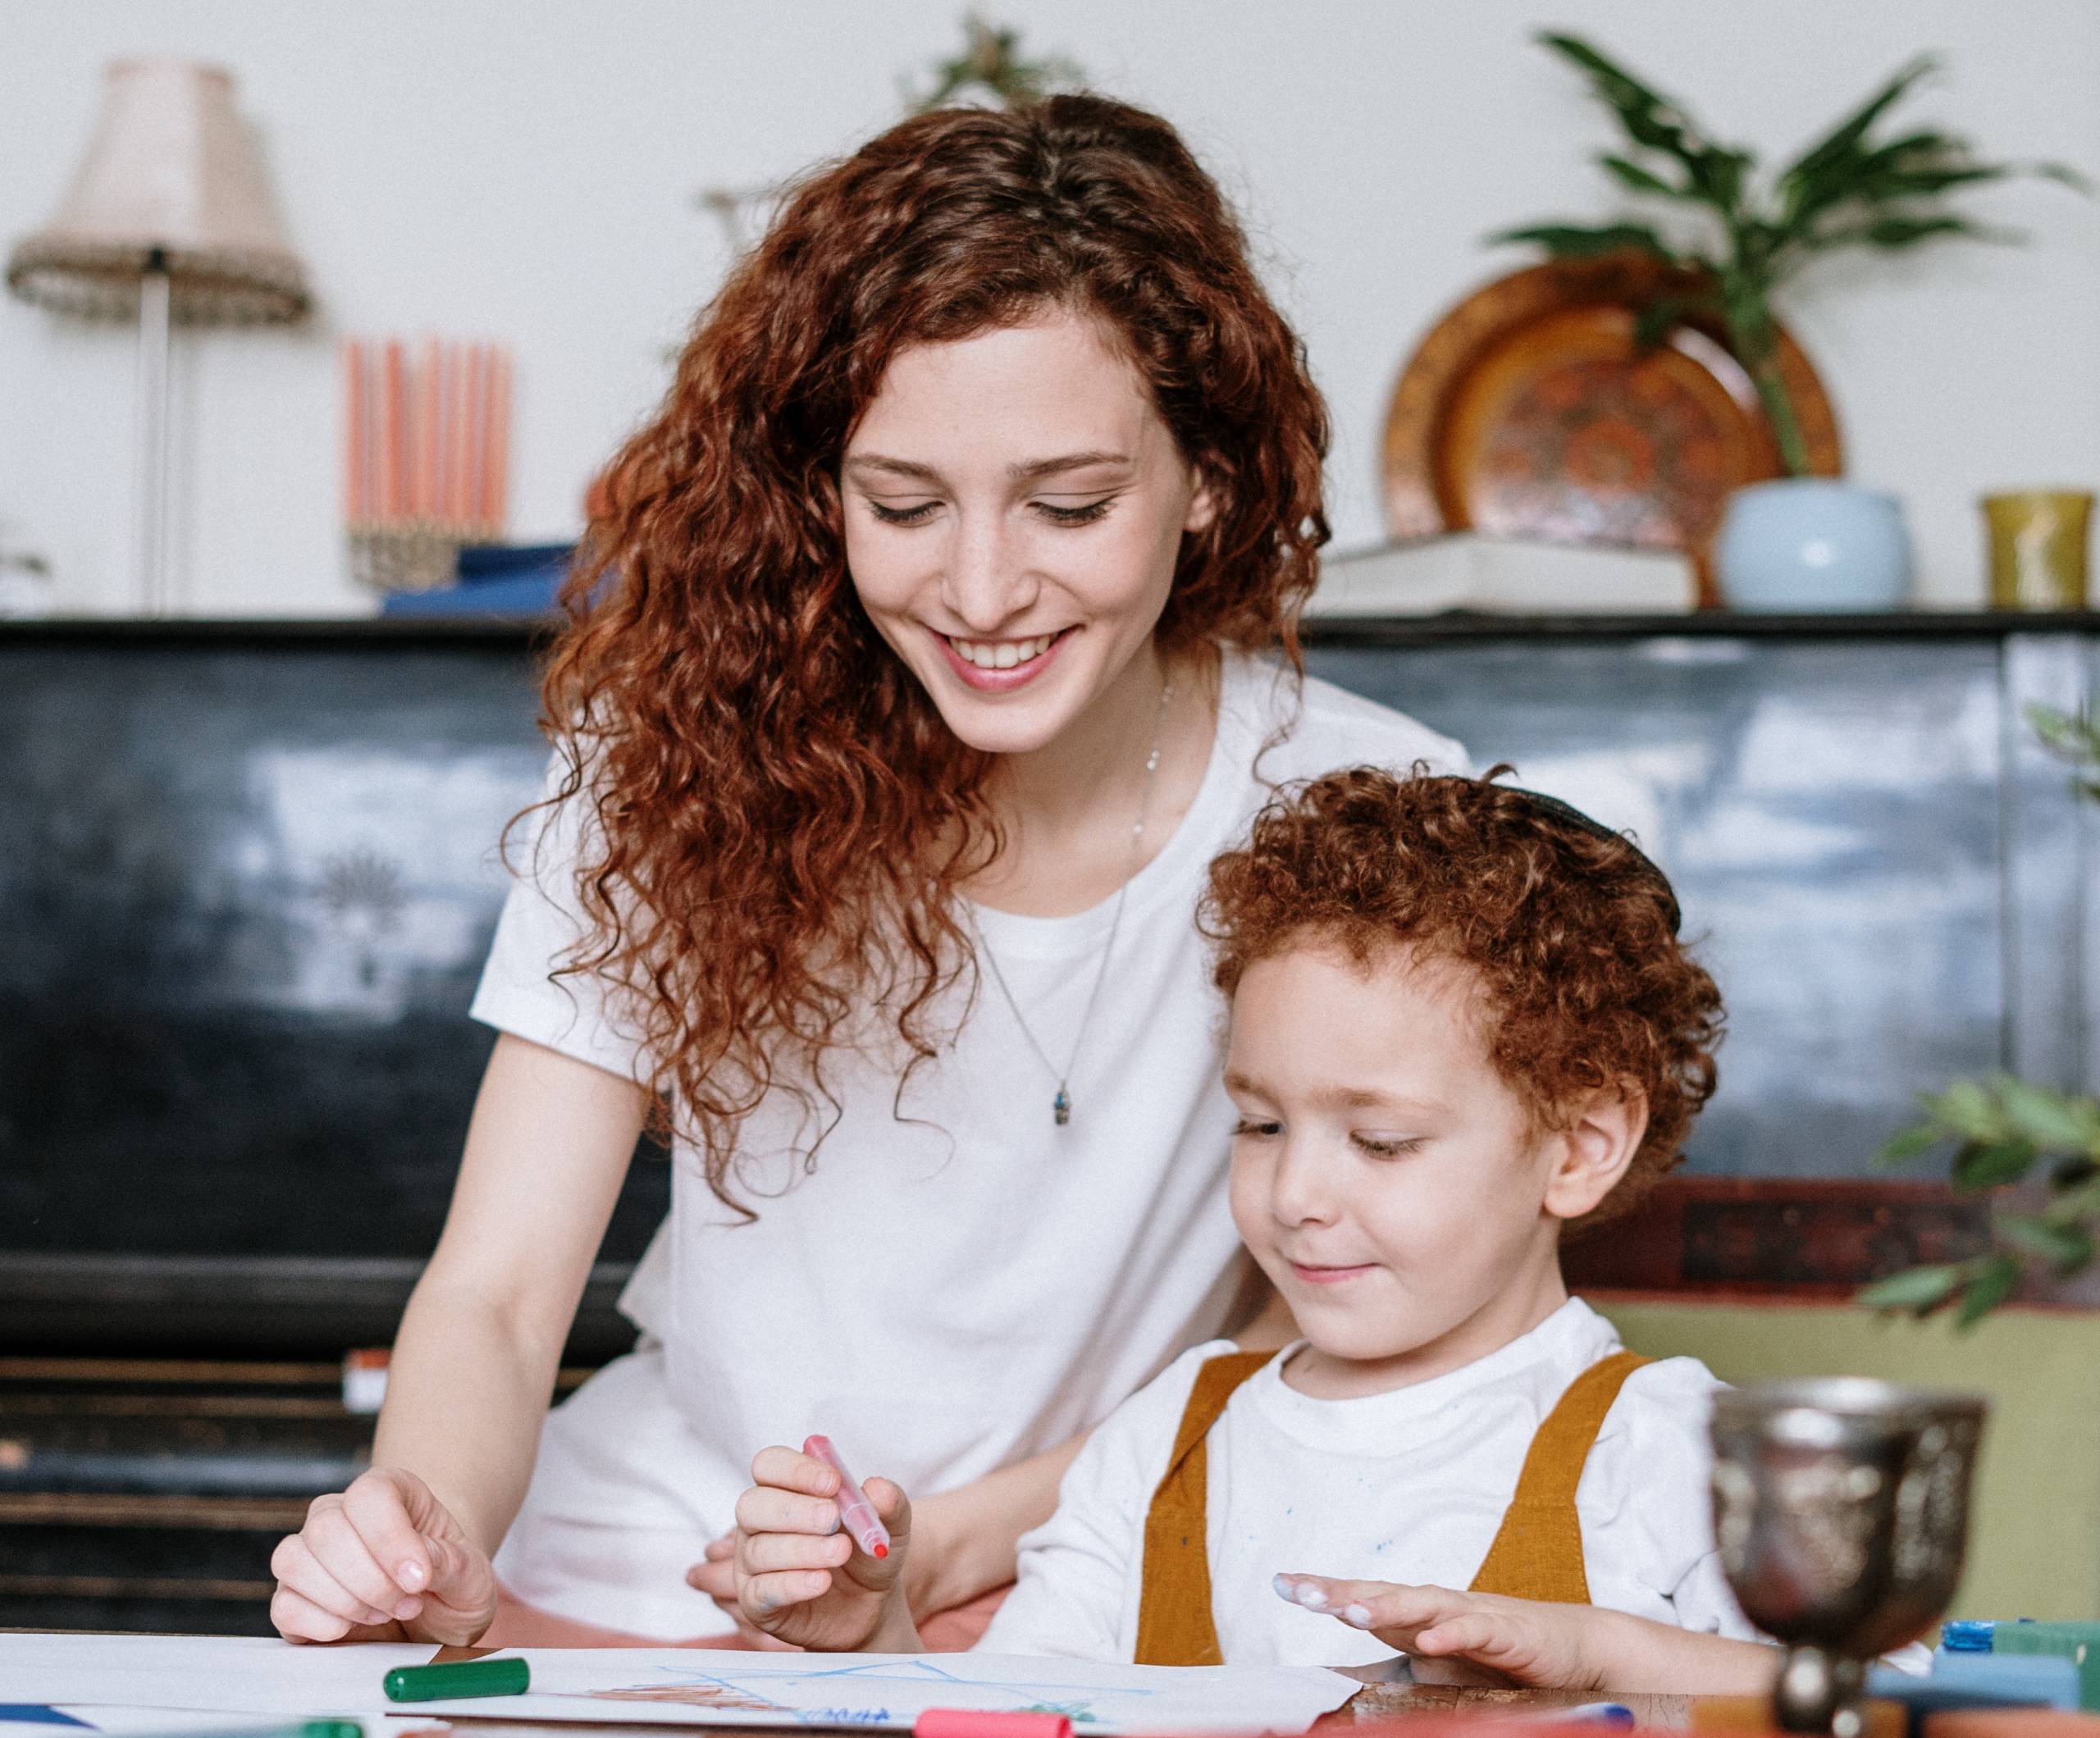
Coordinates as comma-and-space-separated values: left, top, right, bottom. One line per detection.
1054, 1088, 1071, 1126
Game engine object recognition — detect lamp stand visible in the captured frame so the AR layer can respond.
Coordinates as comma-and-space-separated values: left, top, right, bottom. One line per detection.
134, 246, 171, 616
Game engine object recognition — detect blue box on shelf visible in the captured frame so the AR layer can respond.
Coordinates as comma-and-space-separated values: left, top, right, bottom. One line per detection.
380, 543, 577, 617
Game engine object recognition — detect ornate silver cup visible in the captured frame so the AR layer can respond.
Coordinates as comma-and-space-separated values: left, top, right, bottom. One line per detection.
1710, 1379, 1988, 1736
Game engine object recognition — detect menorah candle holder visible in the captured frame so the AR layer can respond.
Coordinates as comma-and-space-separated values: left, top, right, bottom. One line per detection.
346, 521, 472, 594
341, 335, 511, 595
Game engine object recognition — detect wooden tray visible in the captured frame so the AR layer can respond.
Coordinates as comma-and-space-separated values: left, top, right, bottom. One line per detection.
1382, 255, 1842, 605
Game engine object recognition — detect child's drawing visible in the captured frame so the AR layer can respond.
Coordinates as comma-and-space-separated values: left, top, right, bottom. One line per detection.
565, 1656, 1139, 1724
503, 1647, 1352, 1734
574, 1681, 785, 1713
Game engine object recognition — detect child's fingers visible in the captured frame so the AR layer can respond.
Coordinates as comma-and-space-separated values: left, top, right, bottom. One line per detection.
740, 1567, 832, 1620
1344, 1585, 1477, 1642
860, 1476, 911, 1546
750, 1444, 841, 1498
1276, 1574, 1463, 1634
735, 1483, 841, 1538
687, 1530, 740, 1596
687, 1555, 735, 1597
1411, 1611, 1504, 1658
741, 1527, 853, 1576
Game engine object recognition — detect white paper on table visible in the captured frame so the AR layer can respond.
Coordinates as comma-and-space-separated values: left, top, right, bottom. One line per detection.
7, 1715, 444, 1737
0, 1635, 429, 1715
419, 1649, 1355, 1734
0, 1635, 1357, 1735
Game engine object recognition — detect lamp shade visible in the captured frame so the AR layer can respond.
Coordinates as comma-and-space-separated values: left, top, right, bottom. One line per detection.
6, 58, 308, 325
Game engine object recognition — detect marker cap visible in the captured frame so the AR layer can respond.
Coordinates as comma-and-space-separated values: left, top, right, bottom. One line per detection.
915, 1712, 1073, 1738
382, 1654, 532, 1701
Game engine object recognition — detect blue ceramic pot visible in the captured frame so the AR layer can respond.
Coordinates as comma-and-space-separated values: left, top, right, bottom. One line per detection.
1716, 479, 1913, 611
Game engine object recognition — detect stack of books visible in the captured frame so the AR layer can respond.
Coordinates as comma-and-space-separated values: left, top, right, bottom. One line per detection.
1306, 533, 1696, 618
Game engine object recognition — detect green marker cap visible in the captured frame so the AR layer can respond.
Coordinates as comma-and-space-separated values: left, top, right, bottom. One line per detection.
383, 1654, 532, 1702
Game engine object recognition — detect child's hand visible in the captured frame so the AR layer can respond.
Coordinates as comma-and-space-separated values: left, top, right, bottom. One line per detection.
1274, 1574, 1779, 1695
692, 1485, 966, 1643
1274, 1574, 1605, 1689
733, 1444, 920, 1653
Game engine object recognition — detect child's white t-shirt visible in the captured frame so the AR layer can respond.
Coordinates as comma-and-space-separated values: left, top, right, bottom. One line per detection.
468, 649, 1466, 1634
978, 1297, 1760, 1666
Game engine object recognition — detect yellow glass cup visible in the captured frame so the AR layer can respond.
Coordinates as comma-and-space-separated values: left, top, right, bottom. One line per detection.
1983, 490, 2093, 610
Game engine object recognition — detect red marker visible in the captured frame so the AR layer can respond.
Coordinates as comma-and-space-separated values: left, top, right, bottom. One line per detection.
917, 1713, 1071, 1738
805, 1433, 891, 1560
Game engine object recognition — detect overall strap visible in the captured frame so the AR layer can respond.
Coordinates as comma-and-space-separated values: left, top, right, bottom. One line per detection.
1468, 1348, 1652, 1603
1132, 1349, 1275, 1666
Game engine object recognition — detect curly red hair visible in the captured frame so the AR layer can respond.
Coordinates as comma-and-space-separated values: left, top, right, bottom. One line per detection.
1199, 767, 1724, 1226
529, 96, 1331, 1209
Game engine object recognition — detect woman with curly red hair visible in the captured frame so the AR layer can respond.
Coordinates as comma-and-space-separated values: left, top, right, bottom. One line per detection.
266, 94, 1463, 1648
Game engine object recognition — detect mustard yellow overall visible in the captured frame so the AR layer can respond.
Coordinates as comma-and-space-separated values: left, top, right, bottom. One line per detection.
1133, 1347, 1652, 1665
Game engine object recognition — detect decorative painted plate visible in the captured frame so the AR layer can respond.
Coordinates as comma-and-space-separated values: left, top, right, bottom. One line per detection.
1382, 255, 1842, 605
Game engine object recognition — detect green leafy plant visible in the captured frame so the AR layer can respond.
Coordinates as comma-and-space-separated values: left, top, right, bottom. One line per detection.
902, 11, 1081, 114
1862, 704, 2100, 1324
1499, 34, 2084, 476
692, 16, 1081, 270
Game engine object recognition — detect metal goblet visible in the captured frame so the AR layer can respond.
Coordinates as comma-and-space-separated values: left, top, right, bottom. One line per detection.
1710, 1379, 1988, 1737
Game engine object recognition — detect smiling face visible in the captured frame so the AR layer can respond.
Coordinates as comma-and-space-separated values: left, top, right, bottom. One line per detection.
840, 308, 1214, 758
1225, 940, 1641, 1398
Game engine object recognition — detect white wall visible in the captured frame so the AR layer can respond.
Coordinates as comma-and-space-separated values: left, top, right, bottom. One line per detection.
5, 0, 2098, 616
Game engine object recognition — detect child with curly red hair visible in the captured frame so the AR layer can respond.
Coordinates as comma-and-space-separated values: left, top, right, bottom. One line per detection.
731, 767, 1788, 1691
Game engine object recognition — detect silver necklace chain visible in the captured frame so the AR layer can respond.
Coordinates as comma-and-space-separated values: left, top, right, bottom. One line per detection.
972, 673, 1176, 1127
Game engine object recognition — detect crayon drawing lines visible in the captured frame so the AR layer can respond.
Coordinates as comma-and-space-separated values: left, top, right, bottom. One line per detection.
682, 1658, 1152, 1698
569, 1654, 1146, 1720
559, 1679, 784, 1713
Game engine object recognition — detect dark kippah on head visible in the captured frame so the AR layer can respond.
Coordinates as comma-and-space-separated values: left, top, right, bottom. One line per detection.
1417, 774, 1683, 937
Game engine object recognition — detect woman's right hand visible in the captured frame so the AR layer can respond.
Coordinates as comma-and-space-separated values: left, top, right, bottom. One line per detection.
733, 1444, 920, 1653
270, 1467, 498, 1644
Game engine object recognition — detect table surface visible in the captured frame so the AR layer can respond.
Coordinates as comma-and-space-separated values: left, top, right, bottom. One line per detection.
4, 1631, 1702, 1733
1340, 1684, 1690, 1725
400, 1684, 1696, 1735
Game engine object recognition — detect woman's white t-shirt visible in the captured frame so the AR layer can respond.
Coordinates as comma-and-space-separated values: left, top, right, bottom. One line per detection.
468, 649, 1464, 1635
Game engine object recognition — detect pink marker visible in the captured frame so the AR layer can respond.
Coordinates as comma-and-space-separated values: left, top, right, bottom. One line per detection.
804, 1434, 890, 1560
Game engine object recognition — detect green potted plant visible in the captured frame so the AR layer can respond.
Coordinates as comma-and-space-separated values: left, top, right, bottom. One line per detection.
1864, 705, 2100, 1323
901, 10, 1080, 112
694, 14, 1080, 257
1500, 34, 2083, 609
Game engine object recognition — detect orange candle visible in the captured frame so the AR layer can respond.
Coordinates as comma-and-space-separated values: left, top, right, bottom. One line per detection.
381, 339, 408, 526
463, 343, 490, 537
413, 335, 441, 521
449, 342, 476, 529
432, 341, 453, 524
